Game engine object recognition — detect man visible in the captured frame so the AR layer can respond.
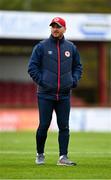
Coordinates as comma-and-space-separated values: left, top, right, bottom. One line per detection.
28, 17, 82, 166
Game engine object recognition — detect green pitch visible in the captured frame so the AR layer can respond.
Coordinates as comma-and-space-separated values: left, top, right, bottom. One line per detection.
0, 131, 111, 179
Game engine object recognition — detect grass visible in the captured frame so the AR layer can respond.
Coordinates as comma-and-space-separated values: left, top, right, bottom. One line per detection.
0, 131, 111, 179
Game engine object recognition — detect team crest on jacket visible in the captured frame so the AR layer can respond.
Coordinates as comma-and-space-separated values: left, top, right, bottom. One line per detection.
65, 51, 70, 57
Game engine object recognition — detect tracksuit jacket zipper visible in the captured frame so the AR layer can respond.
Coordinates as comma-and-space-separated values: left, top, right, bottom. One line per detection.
56, 40, 60, 101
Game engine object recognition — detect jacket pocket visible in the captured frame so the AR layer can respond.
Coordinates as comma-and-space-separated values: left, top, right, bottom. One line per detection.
60, 72, 73, 90
42, 69, 57, 90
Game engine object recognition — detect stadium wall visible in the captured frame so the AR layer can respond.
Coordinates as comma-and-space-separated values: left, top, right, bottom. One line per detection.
0, 55, 30, 82
0, 108, 111, 132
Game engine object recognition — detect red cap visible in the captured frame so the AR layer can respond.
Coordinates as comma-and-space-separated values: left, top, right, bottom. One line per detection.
49, 17, 66, 28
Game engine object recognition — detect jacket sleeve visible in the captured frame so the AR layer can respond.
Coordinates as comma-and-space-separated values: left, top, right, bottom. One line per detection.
28, 43, 43, 85
72, 45, 83, 88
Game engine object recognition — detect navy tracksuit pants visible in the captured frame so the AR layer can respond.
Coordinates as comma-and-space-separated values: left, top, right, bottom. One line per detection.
36, 97, 70, 156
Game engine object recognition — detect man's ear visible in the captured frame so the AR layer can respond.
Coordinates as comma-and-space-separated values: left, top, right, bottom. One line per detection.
63, 27, 66, 33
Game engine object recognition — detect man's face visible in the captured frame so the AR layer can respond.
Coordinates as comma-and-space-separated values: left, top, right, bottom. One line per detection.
51, 23, 66, 39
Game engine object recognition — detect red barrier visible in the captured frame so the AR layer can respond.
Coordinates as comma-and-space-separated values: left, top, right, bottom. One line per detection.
0, 108, 39, 131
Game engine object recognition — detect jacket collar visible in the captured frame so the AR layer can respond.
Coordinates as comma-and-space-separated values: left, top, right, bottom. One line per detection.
49, 34, 65, 43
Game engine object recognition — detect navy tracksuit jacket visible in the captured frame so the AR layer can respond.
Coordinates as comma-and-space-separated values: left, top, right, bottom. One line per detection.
28, 35, 82, 100
28, 35, 82, 155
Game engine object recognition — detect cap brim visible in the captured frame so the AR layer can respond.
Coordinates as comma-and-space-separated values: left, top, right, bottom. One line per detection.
49, 22, 62, 28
